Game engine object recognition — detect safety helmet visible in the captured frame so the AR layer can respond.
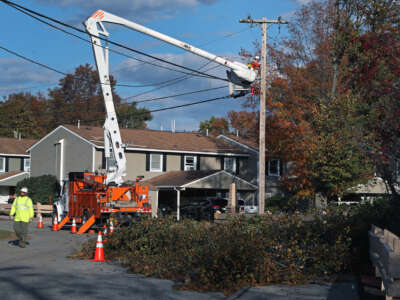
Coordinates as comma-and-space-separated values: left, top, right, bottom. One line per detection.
20, 187, 28, 194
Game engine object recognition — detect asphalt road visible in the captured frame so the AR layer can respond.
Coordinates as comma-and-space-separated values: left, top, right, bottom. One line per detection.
0, 218, 362, 300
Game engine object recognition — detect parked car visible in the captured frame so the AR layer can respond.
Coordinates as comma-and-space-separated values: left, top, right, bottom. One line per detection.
180, 199, 214, 221
208, 197, 245, 213
244, 205, 258, 214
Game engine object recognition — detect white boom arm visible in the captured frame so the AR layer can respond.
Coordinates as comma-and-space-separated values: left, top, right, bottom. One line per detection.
85, 12, 126, 185
84, 10, 257, 185
85, 10, 257, 86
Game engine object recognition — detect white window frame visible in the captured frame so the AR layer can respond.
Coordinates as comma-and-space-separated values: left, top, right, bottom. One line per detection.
150, 153, 163, 172
23, 158, 30, 172
224, 157, 236, 173
268, 159, 280, 176
184, 155, 197, 171
0, 157, 4, 172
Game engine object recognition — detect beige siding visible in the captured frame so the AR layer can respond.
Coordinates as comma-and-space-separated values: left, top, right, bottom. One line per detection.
200, 156, 220, 170
30, 127, 93, 181
125, 152, 146, 180
167, 154, 180, 172
8, 157, 21, 172
94, 150, 103, 172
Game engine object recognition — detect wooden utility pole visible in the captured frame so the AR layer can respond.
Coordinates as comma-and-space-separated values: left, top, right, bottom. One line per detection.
239, 17, 288, 215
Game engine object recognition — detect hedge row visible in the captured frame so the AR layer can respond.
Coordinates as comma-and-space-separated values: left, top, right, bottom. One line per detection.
79, 211, 354, 294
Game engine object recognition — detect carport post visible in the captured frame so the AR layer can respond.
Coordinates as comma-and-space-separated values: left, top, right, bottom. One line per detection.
175, 187, 184, 221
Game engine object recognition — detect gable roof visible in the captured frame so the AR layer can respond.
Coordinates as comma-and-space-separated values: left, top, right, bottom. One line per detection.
146, 170, 219, 187
145, 170, 257, 190
0, 170, 29, 186
217, 134, 258, 153
62, 125, 248, 155
0, 137, 37, 155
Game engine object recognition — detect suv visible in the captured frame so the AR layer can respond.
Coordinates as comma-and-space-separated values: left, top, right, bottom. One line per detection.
208, 198, 245, 213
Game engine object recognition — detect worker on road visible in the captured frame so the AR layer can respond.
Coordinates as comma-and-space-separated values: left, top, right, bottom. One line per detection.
9, 187, 34, 248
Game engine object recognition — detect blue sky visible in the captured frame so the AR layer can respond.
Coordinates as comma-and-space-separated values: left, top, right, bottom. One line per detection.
0, 0, 311, 131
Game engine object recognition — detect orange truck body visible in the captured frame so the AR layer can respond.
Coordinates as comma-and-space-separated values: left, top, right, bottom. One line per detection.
67, 172, 151, 222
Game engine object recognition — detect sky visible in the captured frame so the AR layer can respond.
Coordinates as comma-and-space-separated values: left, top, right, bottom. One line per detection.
0, 0, 312, 131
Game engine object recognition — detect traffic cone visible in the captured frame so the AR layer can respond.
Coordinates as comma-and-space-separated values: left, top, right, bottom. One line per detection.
70, 218, 77, 234
37, 215, 44, 229
90, 231, 108, 262
109, 221, 114, 234
52, 216, 58, 231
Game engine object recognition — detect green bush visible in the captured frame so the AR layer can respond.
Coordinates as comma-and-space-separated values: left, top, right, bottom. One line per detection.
16, 175, 60, 204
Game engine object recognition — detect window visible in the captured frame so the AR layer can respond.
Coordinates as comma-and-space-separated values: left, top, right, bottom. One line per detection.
224, 157, 236, 173
184, 156, 197, 171
268, 159, 280, 176
150, 154, 163, 172
24, 158, 30, 172
0, 157, 4, 172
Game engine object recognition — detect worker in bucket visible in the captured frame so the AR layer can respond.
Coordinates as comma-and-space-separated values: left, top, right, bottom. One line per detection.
9, 187, 34, 248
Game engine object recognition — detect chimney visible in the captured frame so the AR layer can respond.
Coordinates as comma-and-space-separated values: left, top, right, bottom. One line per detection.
77, 120, 80, 129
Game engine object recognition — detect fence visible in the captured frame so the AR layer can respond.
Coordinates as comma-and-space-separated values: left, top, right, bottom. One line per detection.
369, 225, 400, 299
0, 203, 52, 216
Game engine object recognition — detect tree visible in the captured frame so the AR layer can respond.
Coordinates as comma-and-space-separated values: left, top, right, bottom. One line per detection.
116, 102, 152, 129
335, 0, 400, 199
16, 175, 60, 205
47, 64, 152, 129
199, 116, 229, 135
0, 92, 49, 139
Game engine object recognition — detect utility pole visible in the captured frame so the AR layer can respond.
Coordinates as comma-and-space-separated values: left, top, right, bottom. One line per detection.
239, 17, 288, 215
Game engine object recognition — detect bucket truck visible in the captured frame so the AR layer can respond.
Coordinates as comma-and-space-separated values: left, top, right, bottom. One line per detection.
53, 10, 258, 232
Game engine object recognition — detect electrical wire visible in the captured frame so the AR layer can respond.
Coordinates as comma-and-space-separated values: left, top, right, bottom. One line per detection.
132, 86, 227, 104
1, 0, 229, 83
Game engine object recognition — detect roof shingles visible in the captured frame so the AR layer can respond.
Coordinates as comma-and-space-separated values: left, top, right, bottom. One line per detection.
64, 125, 248, 154
0, 137, 37, 155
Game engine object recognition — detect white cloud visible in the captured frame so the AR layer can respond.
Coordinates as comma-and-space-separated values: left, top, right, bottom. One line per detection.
112, 51, 251, 131
0, 58, 59, 95
35, 0, 220, 22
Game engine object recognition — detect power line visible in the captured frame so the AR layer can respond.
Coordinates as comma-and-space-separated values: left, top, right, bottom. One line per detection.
0, 94, 233, 129
1, 0, 229, 83
6, 2, 219, 85
124, 63, 222, 101
132, 86, 227, 104
0, 45, 166, 89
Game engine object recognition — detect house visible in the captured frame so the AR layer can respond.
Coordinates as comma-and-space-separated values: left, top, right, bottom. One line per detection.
28, 125, 257, 214
217, 134, 288, 199
0, 137, 36, 203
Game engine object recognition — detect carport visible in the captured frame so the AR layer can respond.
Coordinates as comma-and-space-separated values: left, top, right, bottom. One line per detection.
146, 170, 257, 219
0, 171, 29, 203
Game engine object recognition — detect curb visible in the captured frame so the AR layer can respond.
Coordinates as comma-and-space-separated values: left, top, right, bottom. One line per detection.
226, 286, 250, 300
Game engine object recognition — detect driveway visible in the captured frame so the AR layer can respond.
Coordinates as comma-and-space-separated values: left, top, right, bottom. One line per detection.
0, 218, 360, 300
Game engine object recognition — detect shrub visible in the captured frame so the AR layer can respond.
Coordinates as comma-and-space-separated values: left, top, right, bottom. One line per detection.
78, 213, 352, 295
16, 175, 60, 204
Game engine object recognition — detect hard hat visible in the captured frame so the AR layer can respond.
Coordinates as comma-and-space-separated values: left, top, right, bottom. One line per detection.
21, 187, 28, 194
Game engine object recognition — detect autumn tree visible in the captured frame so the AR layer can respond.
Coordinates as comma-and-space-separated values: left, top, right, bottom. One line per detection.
199, 116, 229, 135
0, 92, 49, 138
47, 64, 152, 129
335, 0, 400, 198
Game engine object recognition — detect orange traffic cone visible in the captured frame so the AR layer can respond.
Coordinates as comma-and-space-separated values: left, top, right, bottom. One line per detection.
37, 215, 44, 229
52, 216, 58, 231
109, 221, 114, 234
70, 218, 77, 234
90, 231, 108, 262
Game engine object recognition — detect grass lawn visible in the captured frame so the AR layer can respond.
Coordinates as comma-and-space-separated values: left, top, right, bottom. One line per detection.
0, 230, 16, 240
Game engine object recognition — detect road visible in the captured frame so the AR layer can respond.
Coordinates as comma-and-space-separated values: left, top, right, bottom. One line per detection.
0, 218, 361, 300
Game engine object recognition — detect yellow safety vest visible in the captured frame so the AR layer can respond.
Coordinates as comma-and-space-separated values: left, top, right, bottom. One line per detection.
10, 196, 34, 222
